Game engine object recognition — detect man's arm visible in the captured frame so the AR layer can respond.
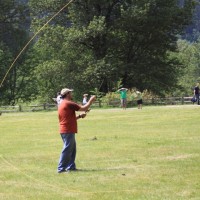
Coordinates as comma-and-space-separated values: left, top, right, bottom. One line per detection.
78, 95, 96, 112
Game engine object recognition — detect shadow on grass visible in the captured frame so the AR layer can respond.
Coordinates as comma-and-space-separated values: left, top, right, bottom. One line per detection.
69, 167, 134, 173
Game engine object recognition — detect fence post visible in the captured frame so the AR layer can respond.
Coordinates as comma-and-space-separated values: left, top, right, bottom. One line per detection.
181, 97, 184, 105
98, 100, 102, 108
19, 105, 22, 112
43, 103, 46, 110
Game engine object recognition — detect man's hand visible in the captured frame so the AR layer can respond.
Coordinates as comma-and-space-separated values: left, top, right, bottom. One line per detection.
77, 113, 87, 119
80, 113, 86, 118
89, 95, 96, 103
85, 109, 91, 113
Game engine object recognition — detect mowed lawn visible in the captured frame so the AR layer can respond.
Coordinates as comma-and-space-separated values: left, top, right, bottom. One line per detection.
0, 105, 200, 200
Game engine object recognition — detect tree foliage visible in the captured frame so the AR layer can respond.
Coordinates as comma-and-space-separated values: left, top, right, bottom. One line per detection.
0, 0, 30, 105
0, 0, 196, 104
175, 39, 200, 96
29, 0, 195, 101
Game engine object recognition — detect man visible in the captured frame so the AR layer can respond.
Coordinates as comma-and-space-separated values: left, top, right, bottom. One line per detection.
117, 88, 128, 109
136, 91, 143, 109
57, 88, 96, 173
56, 92, 62, 106
82, 94, 88, 105
194, 83, 200, 105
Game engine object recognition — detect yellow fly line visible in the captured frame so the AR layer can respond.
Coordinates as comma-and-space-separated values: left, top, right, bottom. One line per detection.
0, 0, 74, 88
0, 154, 137, 195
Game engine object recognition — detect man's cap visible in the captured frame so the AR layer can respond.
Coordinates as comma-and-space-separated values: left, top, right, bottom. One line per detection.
83, 94, 88, 97
60, 88, 73, 96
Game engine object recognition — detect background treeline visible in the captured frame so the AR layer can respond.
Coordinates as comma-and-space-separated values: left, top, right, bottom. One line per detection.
0, 0, 200, 105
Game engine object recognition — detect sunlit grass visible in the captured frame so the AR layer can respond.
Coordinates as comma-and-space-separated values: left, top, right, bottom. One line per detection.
0, 105, 200, 199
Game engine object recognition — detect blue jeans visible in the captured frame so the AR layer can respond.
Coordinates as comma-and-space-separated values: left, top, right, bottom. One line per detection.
58, 133, 76, 172
195, 94, 200, 105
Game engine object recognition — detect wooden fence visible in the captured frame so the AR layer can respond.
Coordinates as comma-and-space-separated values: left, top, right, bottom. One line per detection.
0, 103, 57, 113
0, 96, 195, 113
107, 96, 194, 107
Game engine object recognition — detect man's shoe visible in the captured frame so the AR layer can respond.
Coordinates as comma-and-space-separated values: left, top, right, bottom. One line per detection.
58, 169, 68, 173
58, 168, 80, 173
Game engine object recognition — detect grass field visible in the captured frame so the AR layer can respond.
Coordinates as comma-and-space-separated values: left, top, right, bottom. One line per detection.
0, 105, 200, 200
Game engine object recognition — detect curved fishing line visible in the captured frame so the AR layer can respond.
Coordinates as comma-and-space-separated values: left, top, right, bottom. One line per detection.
0, 155, 85, 195
0, 0, 74, 88
0, 154, 136, 195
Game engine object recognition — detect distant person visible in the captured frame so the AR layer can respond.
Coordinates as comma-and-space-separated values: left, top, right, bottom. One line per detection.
194, 82, 200, 105
117, 88, 128, 109
136, 91, 143, 109
82, 94, 88, 105
56, 92, 62, 106
57, 88, 96, 173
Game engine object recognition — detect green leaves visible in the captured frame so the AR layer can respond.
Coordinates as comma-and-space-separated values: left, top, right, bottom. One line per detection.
175, 39, 200, 96
1, 0, 196, 105
34, 60, 68, 100
29, 0, 196, 99
0, 0, 31, 105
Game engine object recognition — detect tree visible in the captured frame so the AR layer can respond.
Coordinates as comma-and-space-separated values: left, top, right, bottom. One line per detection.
65, 0, 196, 95
0, 0, 31, 105
183, 0, 200, 42
28, 0, 195, 102
175, 39, 200, 96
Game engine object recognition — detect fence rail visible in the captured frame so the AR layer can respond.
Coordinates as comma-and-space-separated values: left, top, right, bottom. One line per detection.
0, 103, 57, 113
0, 96, 195, 113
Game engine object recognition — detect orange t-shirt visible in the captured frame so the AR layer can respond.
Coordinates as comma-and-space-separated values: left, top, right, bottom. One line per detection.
58, 99, 81, 133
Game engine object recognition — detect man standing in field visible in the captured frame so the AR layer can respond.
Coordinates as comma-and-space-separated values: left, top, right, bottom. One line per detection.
56, 92, 62, 106
57, 88, 96, 173
117, 88, 128, 109
136, 91, 143, 109
82, 94, 88, 105
194, 83, 199, 105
